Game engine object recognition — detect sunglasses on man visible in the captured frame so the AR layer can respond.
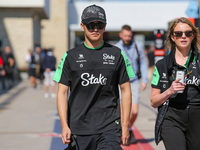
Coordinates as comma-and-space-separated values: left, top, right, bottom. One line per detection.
173, 30, 193, 37
84, 22, 106, 30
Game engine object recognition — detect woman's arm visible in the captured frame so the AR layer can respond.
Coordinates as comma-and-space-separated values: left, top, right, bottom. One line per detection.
150, 88, 171, 108
150, 78, 186, 108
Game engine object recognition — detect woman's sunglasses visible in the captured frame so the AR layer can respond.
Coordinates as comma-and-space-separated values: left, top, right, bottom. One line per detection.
173, 30, 193, 37
84, 22, 105, 30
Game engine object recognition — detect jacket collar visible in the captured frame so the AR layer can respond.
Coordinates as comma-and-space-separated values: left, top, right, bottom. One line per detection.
165, 44, 199, 71
166, 47, 175, 71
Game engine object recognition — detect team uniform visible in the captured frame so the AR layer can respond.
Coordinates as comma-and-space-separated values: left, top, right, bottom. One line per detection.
53, 41, 134, 149
151, 45, 200, 150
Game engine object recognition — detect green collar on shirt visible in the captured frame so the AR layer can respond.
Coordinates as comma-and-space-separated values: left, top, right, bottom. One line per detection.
84, 41, 104, 50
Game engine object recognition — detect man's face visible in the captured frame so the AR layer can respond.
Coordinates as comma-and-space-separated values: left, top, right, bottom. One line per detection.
35, 47, 41, 53
5, 46, 11, 54
119, 29, 133, 46
81, 21, 106, 43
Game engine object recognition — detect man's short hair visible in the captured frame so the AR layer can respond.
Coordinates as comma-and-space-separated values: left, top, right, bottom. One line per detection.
121, 25, 132, 31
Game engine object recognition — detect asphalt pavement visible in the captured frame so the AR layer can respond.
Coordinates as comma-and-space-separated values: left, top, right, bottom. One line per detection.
0, 79, 165, 150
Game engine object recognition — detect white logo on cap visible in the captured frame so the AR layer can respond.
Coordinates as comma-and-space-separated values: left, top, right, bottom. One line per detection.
98, 12, 104, 19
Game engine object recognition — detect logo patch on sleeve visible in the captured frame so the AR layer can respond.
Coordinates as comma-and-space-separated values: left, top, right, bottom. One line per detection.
151, 66, 160, 86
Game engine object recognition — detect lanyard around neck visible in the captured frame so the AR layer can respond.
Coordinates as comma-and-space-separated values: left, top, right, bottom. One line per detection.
184, 49, 195, 78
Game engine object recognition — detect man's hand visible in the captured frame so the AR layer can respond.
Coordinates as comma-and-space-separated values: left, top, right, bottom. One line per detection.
1, 70, 6, 76
57, 84, 70, 144
45, 68, 51, 73
141, 82, 147, 91
61, 126, 71, 144
121, 126, 130, 145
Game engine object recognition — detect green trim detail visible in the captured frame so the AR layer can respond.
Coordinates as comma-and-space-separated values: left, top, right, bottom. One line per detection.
193, 56, 196, 63
84, 41, 104, 49
121, 50, 135, 79
151, 66, 160, 86
53, 52, 68, 82
115, 120, 119, 124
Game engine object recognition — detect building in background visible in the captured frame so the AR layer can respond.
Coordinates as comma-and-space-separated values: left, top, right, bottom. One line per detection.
0, 0, 49, 68
0, 0, 198, 75
0, 0, 68, 72
68, 0, 196, 48
41, 0, 68, 64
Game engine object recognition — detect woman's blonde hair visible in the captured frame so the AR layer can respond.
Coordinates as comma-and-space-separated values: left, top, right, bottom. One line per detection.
165, 17, 200, 52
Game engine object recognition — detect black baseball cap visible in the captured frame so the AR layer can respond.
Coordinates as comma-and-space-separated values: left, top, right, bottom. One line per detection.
81, 4, 107, 24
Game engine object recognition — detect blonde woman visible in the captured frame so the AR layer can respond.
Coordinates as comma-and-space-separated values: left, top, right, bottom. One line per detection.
151, 17, 200, 150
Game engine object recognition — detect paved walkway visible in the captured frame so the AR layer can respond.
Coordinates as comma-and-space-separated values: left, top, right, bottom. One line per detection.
0, 80, 165, 150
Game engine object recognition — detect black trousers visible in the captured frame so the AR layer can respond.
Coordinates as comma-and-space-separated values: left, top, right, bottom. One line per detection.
161, 104, 200, 150
65, 128, 122, 150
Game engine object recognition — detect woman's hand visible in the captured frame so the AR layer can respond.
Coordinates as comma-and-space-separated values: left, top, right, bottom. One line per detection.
168, 78, 186, 95
151, 78, 186, 108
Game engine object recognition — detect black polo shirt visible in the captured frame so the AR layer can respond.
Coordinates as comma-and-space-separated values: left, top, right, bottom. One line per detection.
53, 41, 135, 135
151, 46, 200, 106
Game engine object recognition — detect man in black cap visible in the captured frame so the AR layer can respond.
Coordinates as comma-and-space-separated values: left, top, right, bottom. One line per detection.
53, 4, 135, 149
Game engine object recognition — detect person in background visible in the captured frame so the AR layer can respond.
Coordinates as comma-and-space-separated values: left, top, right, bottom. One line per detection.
35, 47, 43, 84
151, 17, 200, 150
0, 48, 6, 90
115, 25, 148, 145
4, 46, 15, 89
41, 48, 48, 59
26, 49, 36, 89
164, 45, 169, 57
53, 4, 134, 149
147, 44, 155, 81
26, 47, 41, 89
42, 48, 56, 98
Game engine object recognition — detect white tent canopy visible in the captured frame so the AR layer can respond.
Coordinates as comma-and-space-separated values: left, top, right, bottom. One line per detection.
69, 1, 190, 31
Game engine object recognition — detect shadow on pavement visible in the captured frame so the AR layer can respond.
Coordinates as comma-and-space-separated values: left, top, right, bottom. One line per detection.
0, 81, 25, 111
137, 138, 155, 143
0, 81, 21, 96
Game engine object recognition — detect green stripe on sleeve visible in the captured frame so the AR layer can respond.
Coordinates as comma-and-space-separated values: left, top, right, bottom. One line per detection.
151, 66, 160, 86
121, 50, 135, 79
53, 52, 68, 82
